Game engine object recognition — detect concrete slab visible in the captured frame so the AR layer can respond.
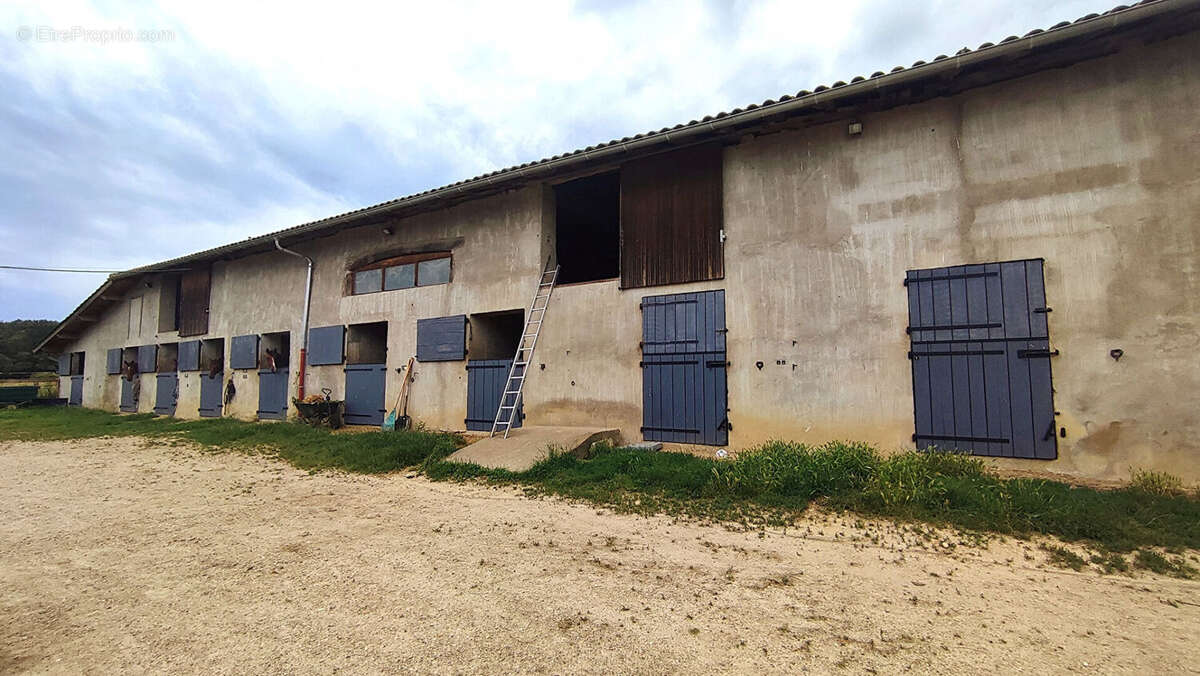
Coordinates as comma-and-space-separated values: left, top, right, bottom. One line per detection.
446, 426, 621, 472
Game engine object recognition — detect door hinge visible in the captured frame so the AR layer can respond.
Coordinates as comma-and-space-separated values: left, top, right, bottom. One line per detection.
1017, 348, 1060, 358
719, 229, 727, 244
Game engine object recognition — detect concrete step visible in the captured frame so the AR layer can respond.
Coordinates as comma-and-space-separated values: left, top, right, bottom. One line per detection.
446, 426, 621, 471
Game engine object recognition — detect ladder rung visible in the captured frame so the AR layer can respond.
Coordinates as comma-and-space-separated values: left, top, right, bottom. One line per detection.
514, 361, 528, 366
503, 390, 520, 396
539, 282, 553, 287
499, 405, 516, 410
509, 374, 525, 380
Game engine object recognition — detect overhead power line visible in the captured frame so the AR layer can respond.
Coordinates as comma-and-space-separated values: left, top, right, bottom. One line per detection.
0, 265, 122, 273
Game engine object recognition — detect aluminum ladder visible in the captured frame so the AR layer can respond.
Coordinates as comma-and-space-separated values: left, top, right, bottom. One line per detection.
490, 259, 560, 438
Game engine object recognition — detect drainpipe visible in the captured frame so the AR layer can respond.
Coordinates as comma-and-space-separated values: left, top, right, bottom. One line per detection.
274, 238, 313, 400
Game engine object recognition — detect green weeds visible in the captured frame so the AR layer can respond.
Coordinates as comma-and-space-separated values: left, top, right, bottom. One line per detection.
0, 406, 463, 474
3, 407, 1197, 556
1133, 550, 1198, 579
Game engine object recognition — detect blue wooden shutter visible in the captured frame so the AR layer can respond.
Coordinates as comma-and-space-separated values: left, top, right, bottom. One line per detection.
56, 355, 70, 375
640, 290, 728, 446
178, 341, 201, 371
230, 334, 259, 369
465, 359, 523, 431
257, 370, 289, 420
416, 315, 467, 362
307, 325, 345, 365
106, 348, 123, 375
153, 373, 178, 415
199, 372, 222, 417
906, 259, 1056, 460
137, 345, 158, 373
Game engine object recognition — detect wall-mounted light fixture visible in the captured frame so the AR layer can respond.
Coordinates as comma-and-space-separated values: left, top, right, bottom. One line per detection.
381, 226, 394, 236
848, 121, 863, 136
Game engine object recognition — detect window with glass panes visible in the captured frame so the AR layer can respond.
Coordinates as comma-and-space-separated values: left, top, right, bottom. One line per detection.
352, 252, 452, 295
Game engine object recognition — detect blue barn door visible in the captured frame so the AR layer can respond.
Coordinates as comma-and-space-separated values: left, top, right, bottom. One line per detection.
640, 290, 728, 445
465, 359, 523, 431
154, 373, 178, 416
119, 377, 138, 412
69, 376, 83, 406
906, 259, 1057, 459
344, 363, 387, 426
257, 369, 289, 420
199, 372, 223, 417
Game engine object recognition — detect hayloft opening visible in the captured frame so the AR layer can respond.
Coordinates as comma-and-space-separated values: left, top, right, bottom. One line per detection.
468, 310, 524, 360
259, 332, 291, 370
347, 322, 388, 365
554, 171, 620, 284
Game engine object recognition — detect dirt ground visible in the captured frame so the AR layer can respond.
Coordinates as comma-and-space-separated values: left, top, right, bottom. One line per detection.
1, 438, 1197, 674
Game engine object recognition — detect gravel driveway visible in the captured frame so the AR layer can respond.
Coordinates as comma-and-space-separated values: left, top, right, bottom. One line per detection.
1, 437, 1197, 674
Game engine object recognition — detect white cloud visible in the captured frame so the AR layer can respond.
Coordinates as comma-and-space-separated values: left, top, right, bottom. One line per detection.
0, 0, 1122, 319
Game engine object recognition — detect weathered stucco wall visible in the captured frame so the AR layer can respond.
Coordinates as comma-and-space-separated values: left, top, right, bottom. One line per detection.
57, 31, 1199, 483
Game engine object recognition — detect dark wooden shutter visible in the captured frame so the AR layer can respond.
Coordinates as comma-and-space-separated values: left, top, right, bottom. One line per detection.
308, 326, 346, 365
906, 259, 1056, 460
620, 144, 723, 289
178, 341, 201, 372
106, 348, 123, 375
230, 335, 259, 370
56, 354, 70, 376
178, 266, 211, 337
416, 315, 467, 362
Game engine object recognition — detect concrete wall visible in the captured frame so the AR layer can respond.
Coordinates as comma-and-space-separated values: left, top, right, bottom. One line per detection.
58, 31, 1200, 483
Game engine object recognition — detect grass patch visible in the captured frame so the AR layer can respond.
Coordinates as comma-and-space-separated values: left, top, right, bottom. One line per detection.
1090, 551, 1130, 575
1133, 550, 1198, 579
0, 406, 464, 474
1041, 544, 1087, 571
1130, 469, 1184, 496
3, 408, 1198, 555
425, 440, 1200, 553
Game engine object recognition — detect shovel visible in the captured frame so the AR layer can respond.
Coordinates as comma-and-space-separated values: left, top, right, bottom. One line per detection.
382, 356, 415, 431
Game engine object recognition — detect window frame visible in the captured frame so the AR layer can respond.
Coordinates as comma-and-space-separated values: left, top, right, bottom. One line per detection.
350, 252, 452, 296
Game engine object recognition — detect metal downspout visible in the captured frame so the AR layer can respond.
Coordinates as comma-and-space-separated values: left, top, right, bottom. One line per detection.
275, 239, 313, 400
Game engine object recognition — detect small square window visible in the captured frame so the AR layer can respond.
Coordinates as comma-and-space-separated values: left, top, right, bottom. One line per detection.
353, 268, 382, 294
384, 264, 415, 290
417, 257, 451, 286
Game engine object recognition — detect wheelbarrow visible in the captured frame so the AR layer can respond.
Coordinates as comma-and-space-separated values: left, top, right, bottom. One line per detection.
293, 388, 344, 429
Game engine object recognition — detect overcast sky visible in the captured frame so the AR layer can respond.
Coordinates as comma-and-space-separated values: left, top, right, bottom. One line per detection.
1, 0, 1113, 321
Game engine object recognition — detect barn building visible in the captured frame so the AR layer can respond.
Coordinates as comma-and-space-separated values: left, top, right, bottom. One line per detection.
37, 1, 1200, 483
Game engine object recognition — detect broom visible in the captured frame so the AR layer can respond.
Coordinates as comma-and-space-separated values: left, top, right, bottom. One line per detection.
382, 356, 415, 431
